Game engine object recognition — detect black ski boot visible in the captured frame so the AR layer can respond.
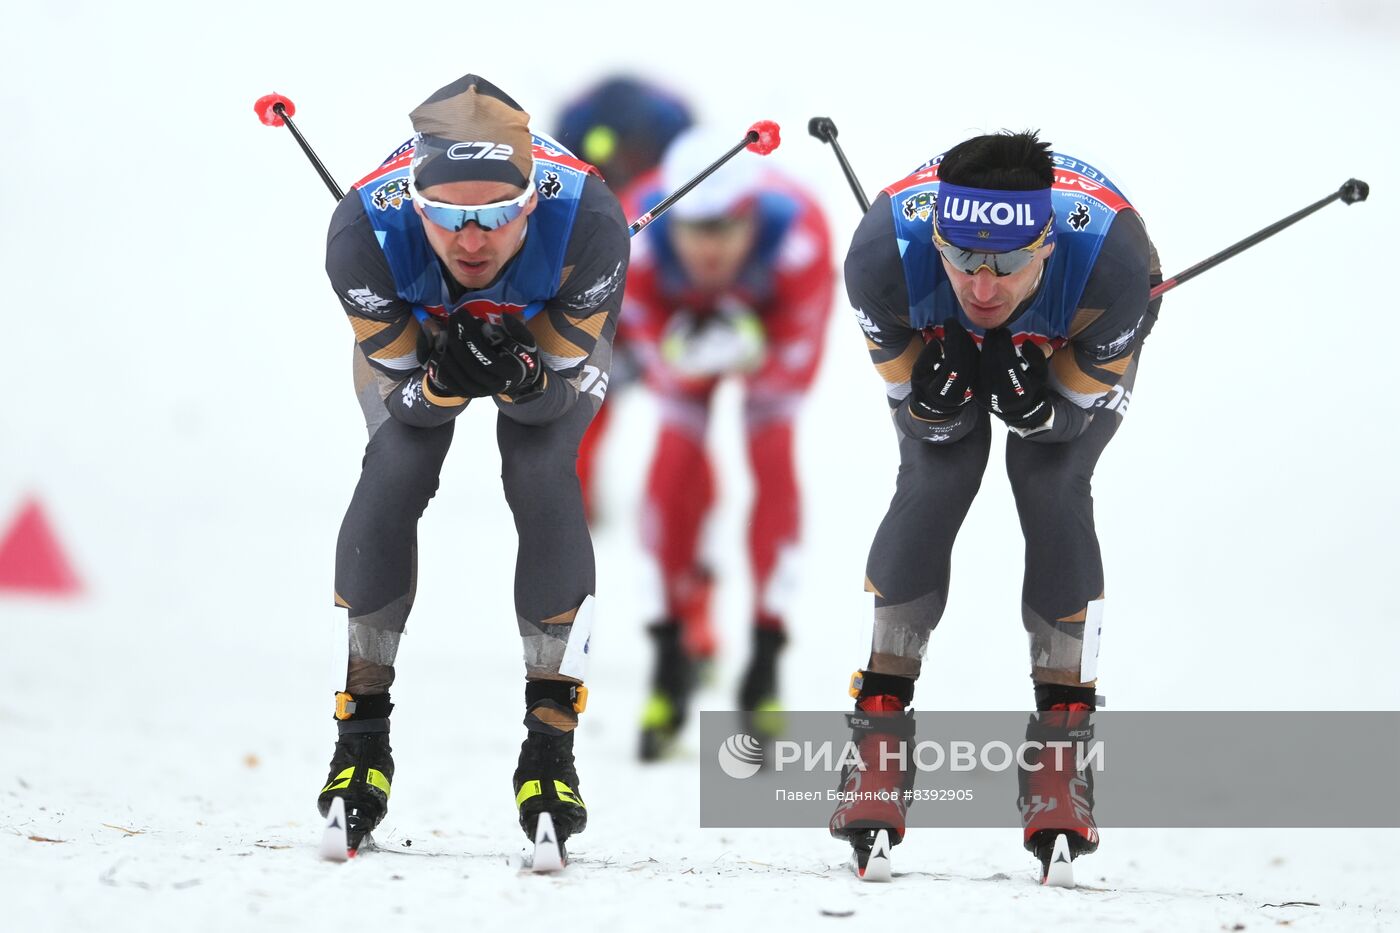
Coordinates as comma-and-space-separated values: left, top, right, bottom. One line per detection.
317, 691, 394, 852
513, 680, 588, 844
639, 618, 698, 761
738, 625, 787, 740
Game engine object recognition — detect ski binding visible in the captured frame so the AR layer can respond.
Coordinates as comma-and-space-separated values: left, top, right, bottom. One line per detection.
319, 796, 357, 861
1040, 832, 1075, 887
851, 828, 892, 882
524, 811, 567, 873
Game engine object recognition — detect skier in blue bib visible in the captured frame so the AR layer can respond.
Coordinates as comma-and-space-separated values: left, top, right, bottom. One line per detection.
829, 131, 1162, 882
316, 74, 629, 855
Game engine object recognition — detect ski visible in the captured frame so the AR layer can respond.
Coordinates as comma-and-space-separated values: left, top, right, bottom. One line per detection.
1038, 832, 1075, 888
849, 828, 892, 882
318, 796, 357, 861
523, 811, 567, 873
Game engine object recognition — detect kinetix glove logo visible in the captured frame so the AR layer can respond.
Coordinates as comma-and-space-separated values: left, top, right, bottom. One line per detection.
1007, 368, 1026, 396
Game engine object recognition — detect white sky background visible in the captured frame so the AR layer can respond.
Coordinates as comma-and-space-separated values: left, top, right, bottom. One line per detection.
0, 2, 1397, 927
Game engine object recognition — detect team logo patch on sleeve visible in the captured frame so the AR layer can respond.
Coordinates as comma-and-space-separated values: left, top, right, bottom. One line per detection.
371, 178, 412, 211
854, 306, 882, 337
346, 287, 396, 314
1092, 319, 1142, 360
563, 261, 624, 312
902, 191, 937, 223
538, 170, 562, 199
1067, 201, 1092, 232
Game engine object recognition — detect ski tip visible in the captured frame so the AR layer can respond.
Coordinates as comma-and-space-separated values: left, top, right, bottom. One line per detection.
528, 812, 566, 873
1041, 833, 1075, 888
318, 797, 350, 862
856, 828, 893, 883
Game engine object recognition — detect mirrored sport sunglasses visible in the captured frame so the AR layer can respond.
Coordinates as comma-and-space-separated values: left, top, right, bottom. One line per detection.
932, 216, 1054, 277
409, 177, 534, 232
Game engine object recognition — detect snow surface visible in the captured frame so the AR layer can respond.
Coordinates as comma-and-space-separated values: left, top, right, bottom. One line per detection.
2, 1, 1397, 929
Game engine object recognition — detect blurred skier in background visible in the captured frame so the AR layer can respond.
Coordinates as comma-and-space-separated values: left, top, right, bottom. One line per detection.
829, 130, 1160, 883
554, 75, 693, 195
317, 74, 629, 855
552, 76, 694, 520
622, 128, 835, 760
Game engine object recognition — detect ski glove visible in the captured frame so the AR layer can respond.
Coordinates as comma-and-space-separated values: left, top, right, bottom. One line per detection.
660, 304, 766, 380
909, 318, 979, 419
975, 328, 1052, 431
427, 311, 542, 399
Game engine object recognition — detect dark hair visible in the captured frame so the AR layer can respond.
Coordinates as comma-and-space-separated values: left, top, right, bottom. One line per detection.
939, 130, 1053, 191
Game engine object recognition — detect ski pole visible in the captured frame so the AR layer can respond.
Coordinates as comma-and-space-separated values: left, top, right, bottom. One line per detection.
1149, 179, 1368, 299
627, 121, 781, 237
254, 93, 344, 201
808, 116, 869, 213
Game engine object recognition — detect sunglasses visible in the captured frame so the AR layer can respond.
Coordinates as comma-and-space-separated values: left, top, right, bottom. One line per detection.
671, 214, 753, 237
932, 216, 1054, 277
409, 175, 534, 232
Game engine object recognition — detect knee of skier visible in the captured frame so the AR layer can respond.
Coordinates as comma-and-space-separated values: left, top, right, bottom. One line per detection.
360, 424, 452, 513
500, 446, 580, 517
1005, 445, 1092, 519
657, 393, 711, 441
742, 390, 801, 433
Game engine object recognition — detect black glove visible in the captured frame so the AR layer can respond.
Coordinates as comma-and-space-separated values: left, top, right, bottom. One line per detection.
974, 328, 1052, 430
910, 318, 979, 419
427, 311, 542, 399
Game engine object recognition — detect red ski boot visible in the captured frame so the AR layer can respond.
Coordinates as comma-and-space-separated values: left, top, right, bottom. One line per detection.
829, 671, 916, 880
1018, 696, 1099, 886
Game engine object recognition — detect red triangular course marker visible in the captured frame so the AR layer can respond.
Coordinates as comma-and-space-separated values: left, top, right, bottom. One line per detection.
0, 497, 82, 595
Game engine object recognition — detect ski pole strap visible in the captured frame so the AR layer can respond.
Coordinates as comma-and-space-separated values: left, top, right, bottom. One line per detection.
338, 717, 390, 735
334, 690, 393, 721
848, 669, 915, 705
525, 679, 587, 714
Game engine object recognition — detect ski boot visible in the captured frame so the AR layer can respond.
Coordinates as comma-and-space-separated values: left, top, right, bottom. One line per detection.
829, 671, 917, 880
1018, 684, 1099, 886
738, 624, 787, 742
513, 680, 589, 849
317, 691, 394, 853
639, 618, 699, 761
